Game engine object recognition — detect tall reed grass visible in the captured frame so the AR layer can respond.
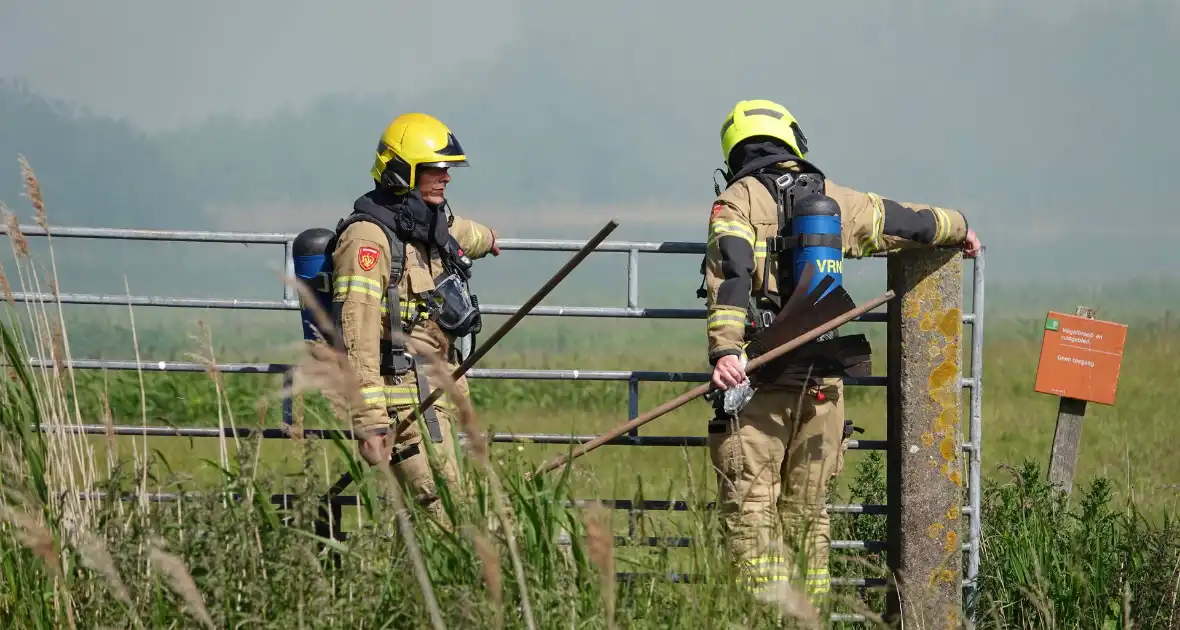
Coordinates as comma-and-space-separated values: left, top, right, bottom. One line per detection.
0, 160, 847, 628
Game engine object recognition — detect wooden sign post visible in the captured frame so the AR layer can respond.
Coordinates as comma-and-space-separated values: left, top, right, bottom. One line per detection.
1035, 306, 1128, 495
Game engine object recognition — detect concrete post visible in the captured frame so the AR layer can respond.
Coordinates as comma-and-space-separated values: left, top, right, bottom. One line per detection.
885, 248, 965, 629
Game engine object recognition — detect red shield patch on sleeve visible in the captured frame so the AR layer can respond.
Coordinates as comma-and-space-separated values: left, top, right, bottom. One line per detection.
710, 202, 724, 219
358, 246, 380, 271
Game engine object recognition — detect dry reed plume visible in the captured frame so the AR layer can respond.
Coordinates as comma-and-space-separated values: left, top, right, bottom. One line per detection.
412, 336, 537, 630
186, 319, 241, 474
4, 158, 100, 540
463, 524, 505, 629
0, 503, 61, 578
18, 155, 45, 220
281, 264, 542, 629
0, 209, 14, 303
5, 208, 29, 257
583, 501, 616, 630
755, 581, 823, 629
276, 274, 448, 630
148, 541, 216, 629
273, 275, 366, 418
1, 158, 211, 629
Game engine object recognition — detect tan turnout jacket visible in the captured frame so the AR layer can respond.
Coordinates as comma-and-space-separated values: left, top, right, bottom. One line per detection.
704, 171, 970, 365
332, 215, 496, 435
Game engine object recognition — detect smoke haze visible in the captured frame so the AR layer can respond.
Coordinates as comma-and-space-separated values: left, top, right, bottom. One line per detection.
2, 0, 1178, 302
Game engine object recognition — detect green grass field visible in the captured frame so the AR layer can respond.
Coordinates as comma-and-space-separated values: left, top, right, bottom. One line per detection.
23, 308, 1177, 521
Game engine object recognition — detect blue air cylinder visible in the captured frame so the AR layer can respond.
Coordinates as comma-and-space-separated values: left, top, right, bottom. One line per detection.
789, 194, 844, 299
292, 227, 337, 342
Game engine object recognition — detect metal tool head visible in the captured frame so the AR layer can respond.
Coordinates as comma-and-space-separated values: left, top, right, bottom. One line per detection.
722, 379, 757, 417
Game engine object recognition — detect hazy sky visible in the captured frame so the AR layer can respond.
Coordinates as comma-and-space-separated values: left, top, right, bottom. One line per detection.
0, 0, 525, 130
3, 0, 1174, 130
3, 0, 1180, 283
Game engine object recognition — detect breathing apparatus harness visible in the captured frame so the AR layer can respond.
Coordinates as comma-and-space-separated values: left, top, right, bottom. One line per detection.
292, 187, 483, 442
698, 143, 857, 422
698, 144, 843, 343
342, 187, 483, 369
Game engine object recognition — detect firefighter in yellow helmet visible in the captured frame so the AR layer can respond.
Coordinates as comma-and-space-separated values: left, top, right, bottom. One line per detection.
701, 99, 980, 605
332, 112, 499, 524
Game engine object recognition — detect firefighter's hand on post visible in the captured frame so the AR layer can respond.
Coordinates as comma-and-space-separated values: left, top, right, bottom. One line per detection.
961, 228, 981, 258
711, 354, 746, 390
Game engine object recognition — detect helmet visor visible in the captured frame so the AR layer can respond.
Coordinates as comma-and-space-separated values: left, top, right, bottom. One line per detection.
434, 132, 466, 157
419, 159, 469, 169
418, 132, 468, 168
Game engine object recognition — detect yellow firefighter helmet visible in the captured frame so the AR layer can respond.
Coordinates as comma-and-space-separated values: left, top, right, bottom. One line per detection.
370, 112, 469, 190
719, 99, 809, 172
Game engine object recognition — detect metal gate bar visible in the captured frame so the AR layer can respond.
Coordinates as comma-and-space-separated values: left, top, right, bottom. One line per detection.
4, 223, 984, 626
24, 357, 887, 387
37, 421, 894, 450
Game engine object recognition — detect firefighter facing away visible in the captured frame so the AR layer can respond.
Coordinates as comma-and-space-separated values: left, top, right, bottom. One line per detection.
299, 112, 499, 523
700, 99, 981, 603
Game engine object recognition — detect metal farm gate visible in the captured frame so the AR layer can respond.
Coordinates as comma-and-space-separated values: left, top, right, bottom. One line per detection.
5, 223, 985, 627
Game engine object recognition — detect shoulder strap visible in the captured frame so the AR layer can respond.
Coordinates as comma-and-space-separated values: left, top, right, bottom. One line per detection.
335, 212, 405, 284
726, 154, 824, 189
333, 213, 414, 376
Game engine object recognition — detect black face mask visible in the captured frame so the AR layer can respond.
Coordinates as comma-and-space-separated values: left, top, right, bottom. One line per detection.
730, 139, 792, 172
725, 139, 825, 188
356, 186, 450, 247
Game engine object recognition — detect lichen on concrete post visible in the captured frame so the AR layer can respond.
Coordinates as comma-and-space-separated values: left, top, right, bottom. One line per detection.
885, 248, 965, 629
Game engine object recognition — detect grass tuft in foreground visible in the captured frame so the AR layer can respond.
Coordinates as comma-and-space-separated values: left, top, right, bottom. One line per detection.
5, 311, 1180, 628
0, 309, 854, 628
973, 459, 1180, 629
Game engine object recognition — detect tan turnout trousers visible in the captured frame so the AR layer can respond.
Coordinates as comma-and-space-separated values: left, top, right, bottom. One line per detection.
708, 378, 845, 600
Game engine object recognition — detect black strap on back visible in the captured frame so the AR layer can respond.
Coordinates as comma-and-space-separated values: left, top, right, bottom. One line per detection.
411, 360, 444, 443
332, 212, 410, 372
726, 154, 824, 189
752, 170, 786, 308
695, 154, 827, 302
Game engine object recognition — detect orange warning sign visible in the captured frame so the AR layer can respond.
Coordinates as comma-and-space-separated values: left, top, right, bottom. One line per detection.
1033, 311, 1127, 405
